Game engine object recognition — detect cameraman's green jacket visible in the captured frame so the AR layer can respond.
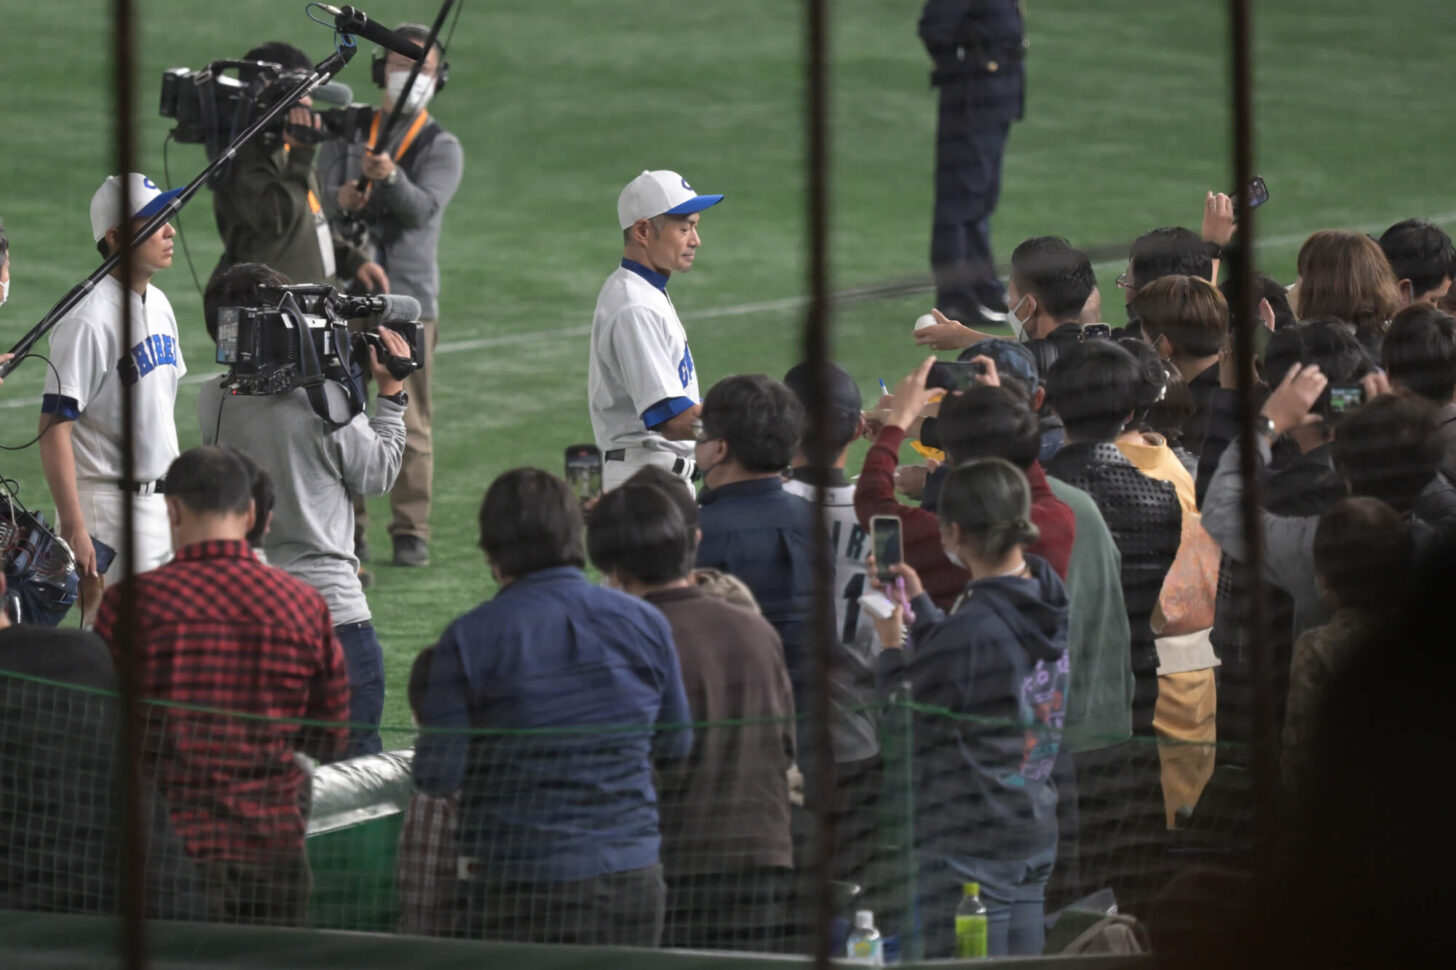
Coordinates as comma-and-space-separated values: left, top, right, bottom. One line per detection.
210, 136, 368, 288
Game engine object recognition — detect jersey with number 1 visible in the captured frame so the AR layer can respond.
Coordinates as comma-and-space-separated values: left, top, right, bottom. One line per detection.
782, 476, 880, 762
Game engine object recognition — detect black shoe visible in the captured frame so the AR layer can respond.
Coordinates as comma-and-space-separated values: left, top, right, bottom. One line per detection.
392, 535, 430, 567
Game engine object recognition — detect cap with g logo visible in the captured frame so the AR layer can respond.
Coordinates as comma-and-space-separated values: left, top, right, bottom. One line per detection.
89, 173, 183, 243
617, 169, 723, 231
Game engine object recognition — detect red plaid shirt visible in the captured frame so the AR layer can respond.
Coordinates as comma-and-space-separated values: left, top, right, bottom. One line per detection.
95, 540, 349, 863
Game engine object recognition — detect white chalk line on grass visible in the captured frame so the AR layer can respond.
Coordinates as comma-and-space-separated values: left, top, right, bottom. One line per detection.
6, 207, 1456, 411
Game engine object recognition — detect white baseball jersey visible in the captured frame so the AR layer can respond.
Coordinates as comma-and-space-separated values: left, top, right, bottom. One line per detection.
588, 263, 699, 460
42, 274, 185, 483
782, 474, 881, 762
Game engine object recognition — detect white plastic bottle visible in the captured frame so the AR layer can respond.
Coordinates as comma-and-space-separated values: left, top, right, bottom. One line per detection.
845, 909, 884, 965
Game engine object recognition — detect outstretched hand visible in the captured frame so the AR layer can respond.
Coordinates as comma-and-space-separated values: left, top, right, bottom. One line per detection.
1202, 190, 1237, 246
912, 308, 979, 350
887, 357, 939, 431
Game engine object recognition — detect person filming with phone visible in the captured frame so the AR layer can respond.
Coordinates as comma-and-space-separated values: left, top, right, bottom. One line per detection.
866, 457, 1069, 959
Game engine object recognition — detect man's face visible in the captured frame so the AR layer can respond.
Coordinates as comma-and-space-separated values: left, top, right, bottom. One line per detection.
1410, 275, 1452, 307
383, 48, 441, 106
643, 213, 702, 275
123, 217, 175, 274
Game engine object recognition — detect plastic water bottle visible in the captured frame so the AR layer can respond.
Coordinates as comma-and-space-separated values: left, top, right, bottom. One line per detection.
845, 909, 884, 965
955, 882, 988, 958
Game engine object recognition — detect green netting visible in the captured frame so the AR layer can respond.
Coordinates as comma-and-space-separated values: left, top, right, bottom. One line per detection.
0, 665, 1241, 958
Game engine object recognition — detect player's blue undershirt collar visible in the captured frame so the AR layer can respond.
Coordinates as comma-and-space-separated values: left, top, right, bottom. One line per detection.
621, 258, 669, 292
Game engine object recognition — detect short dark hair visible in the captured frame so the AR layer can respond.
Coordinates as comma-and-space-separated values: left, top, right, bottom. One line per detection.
1382, 304, 1456, 404
0, 219, 9, 264
781, 361, 862, 454
587, 483, 694, 584
395, 23, 447, 60
1331, 396, 1437, 512
244, 41, 312, 72
478, 468, 585, 577
1379, 219, 1456, 298
1129, 227, 1213, 290
1220, 273, 1297, 332
626, 465, 699, 532
937, 385, 1042, 469
203, 262, 291, 343
700, 375, 803, 472
937, 458, 1040, 561
226, 448, 274, 546
1313, 497, 1412, 614
407, 647, 435, 720
1010, 236, 1096, 321
1045, 339, 1145, 442
165, 446, 253, 516
1264, 319, 1377, 423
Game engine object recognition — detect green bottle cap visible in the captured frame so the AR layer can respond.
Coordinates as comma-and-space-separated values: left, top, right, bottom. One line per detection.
963, 882, 980, 896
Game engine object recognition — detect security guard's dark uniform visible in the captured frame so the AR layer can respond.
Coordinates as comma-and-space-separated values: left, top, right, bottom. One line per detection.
920, 0, 1027, 317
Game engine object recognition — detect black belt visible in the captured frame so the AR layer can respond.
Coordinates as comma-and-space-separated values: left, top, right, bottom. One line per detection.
603, 450, 694, 477
117, 478, 166, 495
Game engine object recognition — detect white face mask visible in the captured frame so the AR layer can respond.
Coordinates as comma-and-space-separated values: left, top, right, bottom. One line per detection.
1008, 294, 1031, 342
386, 70, 435, 114
0, 278, 8, 308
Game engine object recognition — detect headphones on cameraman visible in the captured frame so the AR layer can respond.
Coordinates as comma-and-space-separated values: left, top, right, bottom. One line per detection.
371, 23, 449, 94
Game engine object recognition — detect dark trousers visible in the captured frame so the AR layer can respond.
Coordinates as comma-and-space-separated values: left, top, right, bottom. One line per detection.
1071, 740, 1168, 919
199, 852, 310, 927
334, 620, 384, 756
463, 863, 666, 947
931, 89, 1011, 314
663, 866, 791, 952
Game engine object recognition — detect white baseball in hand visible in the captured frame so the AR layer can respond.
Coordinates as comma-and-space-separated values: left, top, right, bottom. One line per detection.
914, 313, 938, 332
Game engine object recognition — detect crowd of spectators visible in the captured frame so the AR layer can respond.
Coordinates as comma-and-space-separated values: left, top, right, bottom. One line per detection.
5, 208, 1456, 959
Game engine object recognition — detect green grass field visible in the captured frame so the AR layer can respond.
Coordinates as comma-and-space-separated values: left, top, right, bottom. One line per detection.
3, 0, 1455, 729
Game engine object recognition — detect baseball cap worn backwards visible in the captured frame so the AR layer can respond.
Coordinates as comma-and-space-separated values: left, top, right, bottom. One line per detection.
90, 173, 182, 243
617, 169, 723, 231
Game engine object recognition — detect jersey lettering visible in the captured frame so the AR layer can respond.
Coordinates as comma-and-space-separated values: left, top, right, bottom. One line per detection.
844, 523, 868, 562
119, 333, 179, 386
678, 345, 695, 388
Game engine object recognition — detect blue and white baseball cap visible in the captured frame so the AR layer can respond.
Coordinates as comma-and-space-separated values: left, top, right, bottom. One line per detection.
617, 169, 723, 230
89, 173, 182, 243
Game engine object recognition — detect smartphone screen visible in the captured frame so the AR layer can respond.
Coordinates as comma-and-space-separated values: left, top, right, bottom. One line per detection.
926, 360, 983, 392
563, 444, 603, 503
870, 515, 903, 583
1236, 176, 1270, 210
1328, 384, 1365, 414
1081, 323, 1112, 340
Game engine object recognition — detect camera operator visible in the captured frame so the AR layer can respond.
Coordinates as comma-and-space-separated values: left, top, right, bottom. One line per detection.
319, 24, 464, 568
209, 42, 388, 295
198, 262, 409, 756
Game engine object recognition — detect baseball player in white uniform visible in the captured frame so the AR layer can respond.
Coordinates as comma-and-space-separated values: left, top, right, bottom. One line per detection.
588, 169, 722, 491
38, 174, 185, 594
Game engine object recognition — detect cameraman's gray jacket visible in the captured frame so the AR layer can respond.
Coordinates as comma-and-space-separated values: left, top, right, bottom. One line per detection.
318, 111, 464, 320
198, 378, 405, 626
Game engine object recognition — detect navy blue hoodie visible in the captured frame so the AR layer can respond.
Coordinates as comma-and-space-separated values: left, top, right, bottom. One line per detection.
878, 554, 1070, 861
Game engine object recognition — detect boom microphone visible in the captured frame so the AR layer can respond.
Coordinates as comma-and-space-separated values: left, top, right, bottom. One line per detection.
311, 80, 354, 106
320, 5, 426, 61
337, 293, 421, 324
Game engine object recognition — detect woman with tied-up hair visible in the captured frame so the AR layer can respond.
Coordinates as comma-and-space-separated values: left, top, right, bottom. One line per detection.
868, 458, 1070, 958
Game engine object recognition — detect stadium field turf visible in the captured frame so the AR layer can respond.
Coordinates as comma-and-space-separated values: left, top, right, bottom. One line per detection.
2, 0, 1454, 730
